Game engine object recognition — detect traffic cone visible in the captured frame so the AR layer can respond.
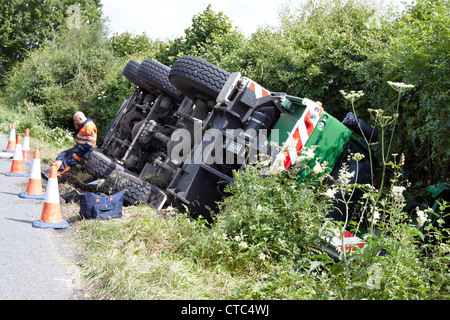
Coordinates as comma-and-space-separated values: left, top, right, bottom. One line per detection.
22, 128, 31, 164
19, 147, 45, 199
6, 134, 29, 177
32, 163, 69, 229
3, 122, 16, 153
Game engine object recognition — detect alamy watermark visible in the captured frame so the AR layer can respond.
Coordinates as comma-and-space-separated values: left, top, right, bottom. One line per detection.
67, 4, 81, 30
168, 125, 282, 167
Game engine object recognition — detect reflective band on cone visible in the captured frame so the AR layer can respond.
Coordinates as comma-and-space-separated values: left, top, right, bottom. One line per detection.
19, 147, 45, 199
22, 128, 31, 163
6, 134, 28, 177
3, 122, 16, 153
32, 163, 69, 229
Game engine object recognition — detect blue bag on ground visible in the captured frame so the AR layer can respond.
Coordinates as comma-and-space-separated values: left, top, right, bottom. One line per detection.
79, 190, 125, 219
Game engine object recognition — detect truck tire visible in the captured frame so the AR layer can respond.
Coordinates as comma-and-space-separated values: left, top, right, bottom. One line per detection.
103, 170, 167, 209
137, 59, 184, 102
169, 56, 230, 100
82, 149, 125, 179
123, 60, 153, 92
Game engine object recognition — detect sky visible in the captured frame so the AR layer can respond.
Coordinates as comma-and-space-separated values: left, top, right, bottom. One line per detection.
100, 0, 414, 40
100, 0, 289, 39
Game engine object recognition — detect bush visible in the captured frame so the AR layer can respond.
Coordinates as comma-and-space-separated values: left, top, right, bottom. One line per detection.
156, 4, 244, 67
3, 23, 113, 127
1, 22, 164, 143
362, 0, 450, 186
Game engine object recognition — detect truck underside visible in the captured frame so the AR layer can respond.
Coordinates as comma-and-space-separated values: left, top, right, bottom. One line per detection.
82, 56, 378, 226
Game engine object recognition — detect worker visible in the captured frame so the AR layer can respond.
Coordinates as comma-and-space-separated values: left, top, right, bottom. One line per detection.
44, 111, 97, 178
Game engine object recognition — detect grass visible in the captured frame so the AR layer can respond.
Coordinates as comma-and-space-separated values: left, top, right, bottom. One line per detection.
69, 205, 248, 300
0, 101, 74, 165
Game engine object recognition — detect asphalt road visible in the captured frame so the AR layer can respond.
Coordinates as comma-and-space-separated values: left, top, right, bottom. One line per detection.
0, 131, 82, 300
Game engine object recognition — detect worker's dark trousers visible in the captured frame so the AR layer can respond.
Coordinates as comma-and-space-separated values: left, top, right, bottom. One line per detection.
55, 146, 92, 175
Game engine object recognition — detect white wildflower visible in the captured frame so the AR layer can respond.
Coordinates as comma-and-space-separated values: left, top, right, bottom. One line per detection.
257, 204, 263, 211
340, 90, 365, 103
368, 108, 384, 118
350, 152, 365, 162
284, 136, 298, 150
387, 81, 415, 93
259, 159, 271, 167
313, 160, 324, 174
299, 147, 315, 162
234, 235, 241, 242
336, 166, 355, 187
391, 186, 406, 199
239, 241, 249, 250
274, 151, 286, 165
416, 209, 427, 228
259, 253, 266, 261
324, 188, 337, 199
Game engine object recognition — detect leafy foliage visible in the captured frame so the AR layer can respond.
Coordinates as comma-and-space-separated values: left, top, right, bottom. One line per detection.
0, 0, 102, 79
107, 32, 165, 58
1, 22, 148, 143
157, 4, 242, 66
3, 23, 111, 127
366, 0, 450, 186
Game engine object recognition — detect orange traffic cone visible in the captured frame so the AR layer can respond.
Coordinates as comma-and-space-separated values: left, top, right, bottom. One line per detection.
3, 122, 16, 153
32, 163, 69, 229
22, 128, 31, 164
6, 134, 29, 177
19, 147, 45, 199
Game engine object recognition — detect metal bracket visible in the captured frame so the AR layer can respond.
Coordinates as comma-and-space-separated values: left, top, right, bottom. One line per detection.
216, 72, 242, 104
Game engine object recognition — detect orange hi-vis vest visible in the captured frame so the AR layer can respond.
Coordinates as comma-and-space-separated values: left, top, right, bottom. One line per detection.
76, 119, 97, 149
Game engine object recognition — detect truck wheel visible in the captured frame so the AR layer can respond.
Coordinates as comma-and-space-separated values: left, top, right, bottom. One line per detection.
137, 59, 184, 102
123, 60, 153, 92
103, 170, 167, 209
82, 149, 125, 179
169, 56, 230, 101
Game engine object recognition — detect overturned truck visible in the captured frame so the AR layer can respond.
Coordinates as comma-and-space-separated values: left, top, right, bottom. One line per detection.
82, 56, 377, 223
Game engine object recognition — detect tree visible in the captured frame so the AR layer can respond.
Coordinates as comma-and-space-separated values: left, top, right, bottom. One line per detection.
0, 0, 102, 80
107, 31, 165, 58
157, 4, 238, 66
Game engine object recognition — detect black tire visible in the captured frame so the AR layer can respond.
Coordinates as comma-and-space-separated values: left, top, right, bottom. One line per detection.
169, 56, 230, 101
81, 149, 125, 179
137, 59, 184, 102
82, 150, 167, 209
123, 60, 153, 92
103, 170, 167, 209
